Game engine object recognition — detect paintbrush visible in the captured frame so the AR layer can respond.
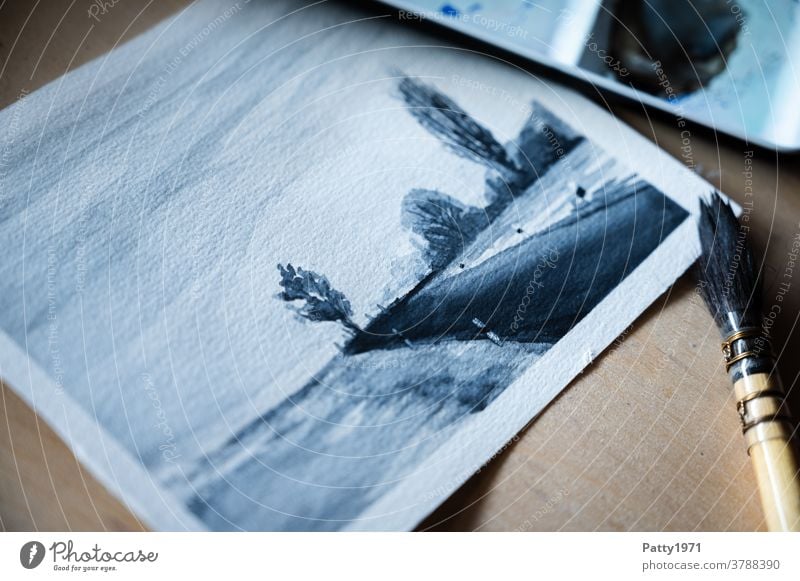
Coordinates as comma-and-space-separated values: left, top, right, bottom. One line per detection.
694, 192, 800, 531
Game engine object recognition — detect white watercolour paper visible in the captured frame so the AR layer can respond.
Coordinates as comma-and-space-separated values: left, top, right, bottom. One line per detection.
0, 0, 710, 530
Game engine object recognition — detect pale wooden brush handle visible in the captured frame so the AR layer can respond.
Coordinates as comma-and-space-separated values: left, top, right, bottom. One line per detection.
734, 373, 800, 531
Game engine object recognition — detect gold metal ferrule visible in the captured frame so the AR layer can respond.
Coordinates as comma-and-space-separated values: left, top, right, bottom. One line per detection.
733, 373, 791, 451
721, 327, 767, 371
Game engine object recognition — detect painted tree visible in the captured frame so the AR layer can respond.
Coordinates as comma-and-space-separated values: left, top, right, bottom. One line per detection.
277, 263, 361, 335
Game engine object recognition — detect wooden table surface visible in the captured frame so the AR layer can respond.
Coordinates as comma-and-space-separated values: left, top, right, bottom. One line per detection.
1, 0, 798, 532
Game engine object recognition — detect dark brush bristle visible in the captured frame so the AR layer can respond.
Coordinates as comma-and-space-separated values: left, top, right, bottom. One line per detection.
693, 192, 760, 337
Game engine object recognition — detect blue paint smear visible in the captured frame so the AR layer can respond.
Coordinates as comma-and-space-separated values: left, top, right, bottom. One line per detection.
440, 4, 460, 17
